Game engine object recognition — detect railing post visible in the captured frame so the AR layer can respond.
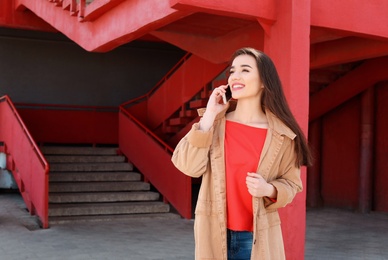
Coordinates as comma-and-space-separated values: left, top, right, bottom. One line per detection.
359, 87, 374, 213
78, 0, 86, 19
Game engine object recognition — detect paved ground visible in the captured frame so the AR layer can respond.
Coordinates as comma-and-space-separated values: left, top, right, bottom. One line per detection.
305, 207, 388, 260
1, 191, 388, 260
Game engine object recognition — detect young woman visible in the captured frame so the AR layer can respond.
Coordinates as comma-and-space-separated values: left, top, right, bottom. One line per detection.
172, 47, 312, 260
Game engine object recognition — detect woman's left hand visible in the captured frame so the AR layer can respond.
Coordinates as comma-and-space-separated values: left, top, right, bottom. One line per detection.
246, 172, 277, 198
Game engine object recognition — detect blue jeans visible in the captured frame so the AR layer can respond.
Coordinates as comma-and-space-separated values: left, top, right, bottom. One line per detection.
227, 229, 253, 260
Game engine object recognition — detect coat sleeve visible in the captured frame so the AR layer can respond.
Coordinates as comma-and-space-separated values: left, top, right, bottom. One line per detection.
264, 138, 303, 209
171, 122, 214, 178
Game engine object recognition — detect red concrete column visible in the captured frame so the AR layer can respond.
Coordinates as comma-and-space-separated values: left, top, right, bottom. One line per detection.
260, 1, 311, 259
359, 87, 374, 213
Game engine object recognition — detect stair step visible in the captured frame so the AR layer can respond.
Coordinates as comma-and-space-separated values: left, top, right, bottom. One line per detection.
49, 172, 141, 182
179, 109, 198, 118
49, 202, 170, 217
163, 125, 181, 134
46, 155, 126, 163
169, 117, 192, 126
190, 99, 208, 109
49, 191, 160, 203
43, 145, 173, 223
50, 181, 150, 192
49, 212, 181, 225
201, 89, 212, 99
42, 146, 118, 155
50, 162, 133, 172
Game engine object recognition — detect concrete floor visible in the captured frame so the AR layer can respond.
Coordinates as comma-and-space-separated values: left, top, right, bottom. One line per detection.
1, 191, 388, 260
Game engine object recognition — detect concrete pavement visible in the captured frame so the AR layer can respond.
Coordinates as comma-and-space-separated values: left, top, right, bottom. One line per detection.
1, 191, 388, 260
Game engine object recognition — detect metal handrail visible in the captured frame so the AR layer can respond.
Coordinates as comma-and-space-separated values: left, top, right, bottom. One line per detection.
121, 52, 191, 108
0, 95, 49, 169
119, 53, 193, 152
0, 95, 50, 228
119, 106, 173, 153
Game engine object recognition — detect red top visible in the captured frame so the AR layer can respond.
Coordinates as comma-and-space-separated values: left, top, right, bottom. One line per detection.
225, 120, 267, 231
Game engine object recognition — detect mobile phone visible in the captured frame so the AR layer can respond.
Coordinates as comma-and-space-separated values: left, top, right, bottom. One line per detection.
222, 85, 232, 104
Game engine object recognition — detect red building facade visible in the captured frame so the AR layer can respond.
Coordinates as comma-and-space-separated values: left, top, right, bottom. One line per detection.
1, 1, 388, 259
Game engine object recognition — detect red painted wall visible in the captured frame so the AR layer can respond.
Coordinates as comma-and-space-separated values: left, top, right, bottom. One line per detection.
375, 82, 388, 211
319, 83, 388, 212
321, 96, 361, 209
18, 107, 119, 145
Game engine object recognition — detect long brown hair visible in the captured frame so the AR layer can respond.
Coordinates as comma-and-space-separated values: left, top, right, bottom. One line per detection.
231, 47, 312, 167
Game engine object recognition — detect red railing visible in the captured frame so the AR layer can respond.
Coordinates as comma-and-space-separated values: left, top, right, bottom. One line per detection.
119, 107, 192, 218
123, 53, 228, 129
119, 54, 228, 218
0, 95, 49, 228
38, 0, 124, 21
119, 53, 196, 218
121, 52, 192, 122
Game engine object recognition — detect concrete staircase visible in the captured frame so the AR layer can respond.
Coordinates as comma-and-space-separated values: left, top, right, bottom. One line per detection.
43, 146, 179, 224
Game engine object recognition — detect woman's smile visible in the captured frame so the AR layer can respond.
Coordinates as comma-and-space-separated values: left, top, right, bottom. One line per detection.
231, 83, 245, 91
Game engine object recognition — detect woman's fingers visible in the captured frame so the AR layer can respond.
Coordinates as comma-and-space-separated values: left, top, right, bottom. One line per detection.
246, 173, 269, 197
207, 85, 229, 110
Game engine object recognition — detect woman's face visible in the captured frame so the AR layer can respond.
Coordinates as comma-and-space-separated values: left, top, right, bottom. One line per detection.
228, 54, 263, 101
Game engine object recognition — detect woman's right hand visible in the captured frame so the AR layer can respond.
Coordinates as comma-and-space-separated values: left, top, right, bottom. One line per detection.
206, 85, 229, 114
199, 85, 229, 132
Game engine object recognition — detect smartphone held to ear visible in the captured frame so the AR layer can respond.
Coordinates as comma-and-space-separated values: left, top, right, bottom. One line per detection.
222, 85, 232, 104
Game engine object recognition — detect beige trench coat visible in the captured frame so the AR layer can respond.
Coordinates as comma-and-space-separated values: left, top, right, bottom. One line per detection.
171, 104, 303, 260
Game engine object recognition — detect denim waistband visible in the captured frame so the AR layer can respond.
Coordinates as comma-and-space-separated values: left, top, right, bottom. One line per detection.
227, 229, 253, 234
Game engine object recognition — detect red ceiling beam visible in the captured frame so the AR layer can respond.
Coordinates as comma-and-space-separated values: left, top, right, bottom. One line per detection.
151, 0, 273, 63
15, 0, 191, 52
311, 37, 388, 69
310, 27, 345, 44
311, 0, 388, 39
309, 56, 388, 121
169, 0, 276, 36
169, 0, 276, 22
150, 22, 264, 64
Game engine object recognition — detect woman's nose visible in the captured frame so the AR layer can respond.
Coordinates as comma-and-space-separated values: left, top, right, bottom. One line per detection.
230, 72, 241, 81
